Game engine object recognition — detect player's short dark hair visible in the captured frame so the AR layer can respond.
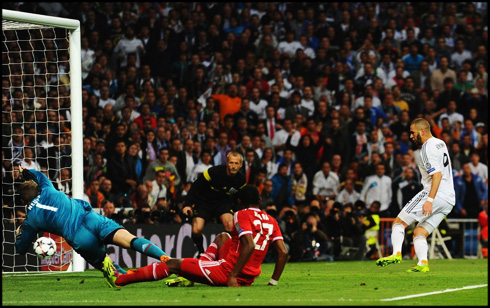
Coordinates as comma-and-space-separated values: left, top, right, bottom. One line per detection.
237, 185, 260, 207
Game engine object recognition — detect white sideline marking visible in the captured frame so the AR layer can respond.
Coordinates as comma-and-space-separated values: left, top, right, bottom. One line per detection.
381, 284, 488, 301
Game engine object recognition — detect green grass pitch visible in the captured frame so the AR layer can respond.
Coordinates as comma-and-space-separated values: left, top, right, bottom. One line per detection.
2, 259, 487, 306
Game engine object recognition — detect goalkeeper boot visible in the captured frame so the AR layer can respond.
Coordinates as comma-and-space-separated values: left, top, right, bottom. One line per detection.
102, 256, 120, 288
407, 263, 430, 273
165, 276, 194, 287
376, 254, 402, 267
160, 254, 171, 262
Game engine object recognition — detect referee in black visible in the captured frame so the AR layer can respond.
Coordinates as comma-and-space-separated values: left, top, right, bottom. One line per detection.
183, 151, 246, 254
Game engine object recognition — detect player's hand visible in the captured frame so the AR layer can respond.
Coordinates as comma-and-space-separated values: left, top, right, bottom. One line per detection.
14, 224, 23, 239
422, 201, 433, 216
226, 276, 240, 287
182, 206, 193, 217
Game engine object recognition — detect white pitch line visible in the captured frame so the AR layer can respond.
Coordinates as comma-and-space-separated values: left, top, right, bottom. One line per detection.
381, 284, 488, 301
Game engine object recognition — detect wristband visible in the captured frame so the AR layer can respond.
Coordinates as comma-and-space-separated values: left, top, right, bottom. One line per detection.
269, 278, 278, 286
426, 197, 434, 203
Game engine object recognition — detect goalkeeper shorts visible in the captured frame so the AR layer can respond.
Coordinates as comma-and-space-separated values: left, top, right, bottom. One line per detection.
68, 211, 123, 266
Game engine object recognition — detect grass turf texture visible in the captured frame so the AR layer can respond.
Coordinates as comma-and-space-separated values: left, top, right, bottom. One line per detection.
2, 259, 487, 306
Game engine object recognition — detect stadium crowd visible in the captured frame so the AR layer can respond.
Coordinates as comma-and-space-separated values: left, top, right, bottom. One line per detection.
2, 2, 488, 261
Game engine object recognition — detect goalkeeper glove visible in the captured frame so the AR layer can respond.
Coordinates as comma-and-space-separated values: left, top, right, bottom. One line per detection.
19, 166, 36, 181
14, 224, 23, 241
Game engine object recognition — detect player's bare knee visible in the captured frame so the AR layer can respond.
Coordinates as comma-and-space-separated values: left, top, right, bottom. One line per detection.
166, 258, 181, 273
214, 232, 231, 246
413, 226, 429, 238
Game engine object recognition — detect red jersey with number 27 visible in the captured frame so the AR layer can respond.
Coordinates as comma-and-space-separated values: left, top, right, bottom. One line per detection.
222, 208, 284, 278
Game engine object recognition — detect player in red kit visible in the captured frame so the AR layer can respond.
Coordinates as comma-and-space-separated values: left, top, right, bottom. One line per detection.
115, 185, 288, 287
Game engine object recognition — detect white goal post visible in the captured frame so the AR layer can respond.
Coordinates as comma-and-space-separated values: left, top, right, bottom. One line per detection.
2, 9, 84, 272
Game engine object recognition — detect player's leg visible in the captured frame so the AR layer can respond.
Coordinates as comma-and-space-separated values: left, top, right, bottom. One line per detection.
408, 199, 452, 272
219, 212, 234, 233
191, 217, 206, 254
71, 217, 118, 288
376, 190, 428, 267
111, 228, 170, 262
199, 232, 231, 261
167, 233, 231, 287
115, 259, 175, 286
376, 216, 408, 267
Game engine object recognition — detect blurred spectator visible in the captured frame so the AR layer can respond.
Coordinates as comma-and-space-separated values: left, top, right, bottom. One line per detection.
312, 161, 340, 203
100, 178, 117, 204
469, 152, 488, 185
270, 163, 294, 210
292, 213, 333, 262
86, 178, 104, 208
291, 162, 308, 207
360, 163, 392, 216
479, 205, 488, 258
454, 163, 488, 218
107, 140, 138, 198
143, 148, 180, 185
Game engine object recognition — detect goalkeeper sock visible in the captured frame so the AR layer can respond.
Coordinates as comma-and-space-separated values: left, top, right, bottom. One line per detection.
390, 223, 405, 256
115, 262, 169, 286
199, 243, 218, 261
191, 233, 205, 254
413, 236, 429, 266
130, 237, 169, 261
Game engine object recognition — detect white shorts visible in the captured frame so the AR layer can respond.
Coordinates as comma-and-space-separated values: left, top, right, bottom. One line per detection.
398, 190, 453, 234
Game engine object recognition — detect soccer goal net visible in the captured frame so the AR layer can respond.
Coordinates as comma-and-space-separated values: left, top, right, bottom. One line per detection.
2, 9, 84, 273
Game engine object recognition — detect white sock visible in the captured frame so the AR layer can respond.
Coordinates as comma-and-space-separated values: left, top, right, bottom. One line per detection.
413, 236, 429, 266
391, 223, 405, 256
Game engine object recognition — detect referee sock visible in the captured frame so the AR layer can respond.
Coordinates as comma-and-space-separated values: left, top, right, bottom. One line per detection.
391, 223, 405, 256
115, 262, 169, 286
414, 236, 429, 266
191, 233, 205, 254
130, 237, 169, 261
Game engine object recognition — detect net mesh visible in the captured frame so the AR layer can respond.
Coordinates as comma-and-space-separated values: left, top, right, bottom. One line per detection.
2, 19, 74, 272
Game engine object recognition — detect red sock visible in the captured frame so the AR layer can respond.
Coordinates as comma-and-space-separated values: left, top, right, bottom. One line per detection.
115, 262, 169, 286
199, 243, 218, 261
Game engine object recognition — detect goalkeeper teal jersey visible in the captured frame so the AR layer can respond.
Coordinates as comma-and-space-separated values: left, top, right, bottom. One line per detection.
15, 169, 93, 254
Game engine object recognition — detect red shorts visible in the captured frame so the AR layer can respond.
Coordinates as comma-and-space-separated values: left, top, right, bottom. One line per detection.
180, 239, 255, 287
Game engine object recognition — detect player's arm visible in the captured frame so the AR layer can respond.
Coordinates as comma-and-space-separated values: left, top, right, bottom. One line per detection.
268, 239, 288, 286
423, 171, 442, 216
227, 233, 255, 287
20, 167, 55, 191
14, 222, 37, 255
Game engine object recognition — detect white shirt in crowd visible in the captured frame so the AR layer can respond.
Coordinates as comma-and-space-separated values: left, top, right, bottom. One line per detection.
336, 188, 361, 205
277, 40, 302, 58
250, 98, 268, 120
312, 170, 340, 198
360, 174, 392, 212
272, 129, 300, 157
469, 162, 488, 184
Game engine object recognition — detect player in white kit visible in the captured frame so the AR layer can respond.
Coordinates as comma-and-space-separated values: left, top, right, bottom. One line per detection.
376, 118, 455, 272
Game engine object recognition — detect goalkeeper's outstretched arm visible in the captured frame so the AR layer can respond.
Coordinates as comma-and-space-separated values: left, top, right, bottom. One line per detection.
14, 222, 37, 255
20, 167, 55, 191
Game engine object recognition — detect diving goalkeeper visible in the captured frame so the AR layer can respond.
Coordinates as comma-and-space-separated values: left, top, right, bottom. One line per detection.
14, 167, 170, 288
